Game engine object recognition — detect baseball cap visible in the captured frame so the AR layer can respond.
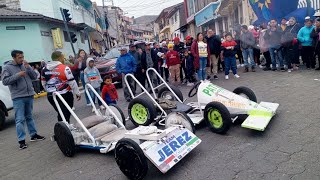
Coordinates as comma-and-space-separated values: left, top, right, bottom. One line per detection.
173, 37, 180, 42
129, 44, 135, 47
168, 44, 174, 48
313, 11, 320, 17
118, 46, 127, 51
185, 36, 192, 40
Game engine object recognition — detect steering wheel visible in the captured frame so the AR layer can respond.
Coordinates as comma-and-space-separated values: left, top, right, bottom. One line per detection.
188, 81, 201, 98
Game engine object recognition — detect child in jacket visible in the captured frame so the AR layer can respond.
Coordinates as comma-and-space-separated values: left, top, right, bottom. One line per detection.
84, 57, 103, 108
101, 75, 118, 105
221, 33, 240, 80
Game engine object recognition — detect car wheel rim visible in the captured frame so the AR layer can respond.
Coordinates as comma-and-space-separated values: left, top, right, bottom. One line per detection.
208, 109, 223, 129
131, 104, 148, 124
161, 91, 174, 100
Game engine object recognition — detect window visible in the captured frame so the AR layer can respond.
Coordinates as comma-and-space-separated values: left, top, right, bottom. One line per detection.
6, 26, 25, 30
187, 0, 195, 16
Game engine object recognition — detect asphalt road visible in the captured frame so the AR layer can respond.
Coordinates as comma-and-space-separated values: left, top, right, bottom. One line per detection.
1, 68, 320, 180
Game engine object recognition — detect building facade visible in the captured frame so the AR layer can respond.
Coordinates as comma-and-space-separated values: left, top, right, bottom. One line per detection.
0, 8, 90, 64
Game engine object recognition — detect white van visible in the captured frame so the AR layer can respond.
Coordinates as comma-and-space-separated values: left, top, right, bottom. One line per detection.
0, 82, 13, 130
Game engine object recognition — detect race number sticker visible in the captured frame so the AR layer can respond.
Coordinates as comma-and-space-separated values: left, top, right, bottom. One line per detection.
143, 129, 201, 173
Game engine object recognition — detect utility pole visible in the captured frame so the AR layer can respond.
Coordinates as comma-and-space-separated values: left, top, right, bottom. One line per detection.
111, 0, 120, 44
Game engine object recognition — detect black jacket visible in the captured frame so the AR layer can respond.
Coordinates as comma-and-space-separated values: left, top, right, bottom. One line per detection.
141, 49, 158, 70
310, 27, 320, 49
173, 42, 185, 55
206, 35, 221, 55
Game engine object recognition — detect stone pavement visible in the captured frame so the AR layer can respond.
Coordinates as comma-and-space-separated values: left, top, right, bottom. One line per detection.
1, 68, 320, 180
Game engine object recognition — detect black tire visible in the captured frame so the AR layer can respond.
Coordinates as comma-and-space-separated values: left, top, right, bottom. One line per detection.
109, 104, 126, 126
115, 138, 148, 180
233, 86, 257, 102
54, 122, 76, 157
0, 109, 5, 130
128, 98, 157, 127
165, 111, 196, 133
157, 85, 183, 102
232, 87, 257, 124
204, 102, 231, 134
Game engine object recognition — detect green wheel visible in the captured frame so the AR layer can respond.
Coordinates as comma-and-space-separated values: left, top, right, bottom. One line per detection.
128, 98, 156, 127
204, 102, 231, 134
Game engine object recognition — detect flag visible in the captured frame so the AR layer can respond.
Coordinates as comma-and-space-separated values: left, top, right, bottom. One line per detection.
249, 0, 315, 25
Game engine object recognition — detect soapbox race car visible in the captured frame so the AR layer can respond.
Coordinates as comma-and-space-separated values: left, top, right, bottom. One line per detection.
125, 68, 279, 134
52, 84, 201, 180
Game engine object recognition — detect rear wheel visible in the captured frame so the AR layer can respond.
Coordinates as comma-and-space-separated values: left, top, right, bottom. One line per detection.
109, 104, 126, 127
204, 102, 231, 134
158, 85, 183, 102
165, 111, 195, 133
115, 138, 148, 180
233, 87, 257, 124
0, 109, 5, 130
54, 122, 76, 157
128, 98, 157, 127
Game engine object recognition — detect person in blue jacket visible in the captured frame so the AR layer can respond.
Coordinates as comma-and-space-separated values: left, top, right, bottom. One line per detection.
298, 19, 315, 69
116, 47, 137, 101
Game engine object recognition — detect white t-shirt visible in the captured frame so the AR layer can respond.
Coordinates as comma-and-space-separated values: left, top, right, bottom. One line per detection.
198, 41, 208, 57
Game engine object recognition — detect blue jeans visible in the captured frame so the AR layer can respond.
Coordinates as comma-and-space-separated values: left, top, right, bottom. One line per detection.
80, 72, 90, 104
269, 46, 284, 69
198, 57, 207, 81
224, 57, 237, 75
242, 48, 255, 67
13, 96, 37, 141
89, 87, 102, 106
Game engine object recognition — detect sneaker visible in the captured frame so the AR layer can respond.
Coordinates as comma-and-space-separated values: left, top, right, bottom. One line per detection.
19, 143, 27, 150
316, 67, 320, 70
259, 65, 264, 69
241, 64, 245, 67
272, 68, 277, 71
237, 64, 241, 68
225, 75, 229, 80
243, 67, 249, 73
251, 67, 256, 72
100, 105, 106, 110
281, 68, 285, 72
234, 74, 240, 78
288, 69, 292, 73
72, 107, 75, 111
187, 82, 194, 86
263, 67, 271, 71
213, 75, 218, 80
30, 134, 45, 142
86, 103, 91, 107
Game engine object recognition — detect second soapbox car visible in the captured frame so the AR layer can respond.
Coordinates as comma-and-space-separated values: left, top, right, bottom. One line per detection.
125, 68, 279, 134
52, 84, 201, 180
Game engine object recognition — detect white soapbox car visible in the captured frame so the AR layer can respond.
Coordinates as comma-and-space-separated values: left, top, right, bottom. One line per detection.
52, 84, 201, 179
125, 68, 279, 134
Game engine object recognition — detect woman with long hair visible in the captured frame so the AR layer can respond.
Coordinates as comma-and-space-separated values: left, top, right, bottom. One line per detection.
77, 49, 90, 105
191, 32, 211, 81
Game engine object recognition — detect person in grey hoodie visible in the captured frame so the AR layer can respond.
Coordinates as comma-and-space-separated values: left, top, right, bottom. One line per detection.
84, 57, 103, 109
1, 50, 45, 149
41, 51, 81, 124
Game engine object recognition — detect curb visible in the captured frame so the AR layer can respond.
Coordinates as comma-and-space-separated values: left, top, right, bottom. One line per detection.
34, 92, 47, 99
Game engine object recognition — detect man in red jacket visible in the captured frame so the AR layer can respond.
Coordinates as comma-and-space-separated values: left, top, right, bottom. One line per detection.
166, 44, 181, 85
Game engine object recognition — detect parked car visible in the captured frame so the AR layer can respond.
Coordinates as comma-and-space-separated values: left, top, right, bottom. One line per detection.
95, 46, 128, 88
0, 81, 13, 130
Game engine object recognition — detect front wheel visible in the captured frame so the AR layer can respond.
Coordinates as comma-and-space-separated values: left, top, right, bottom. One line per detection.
108, 104, 126, 127
158, 85, 183, 102
233, 86, 257, 124
0, 109, 5, 130
204, 102, 231, 134
165, 111, 195, 133
115, 138, 148, 180
128, 98, 157, 127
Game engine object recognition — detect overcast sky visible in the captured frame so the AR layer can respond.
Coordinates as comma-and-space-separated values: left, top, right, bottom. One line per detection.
92, 0, 183, 18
